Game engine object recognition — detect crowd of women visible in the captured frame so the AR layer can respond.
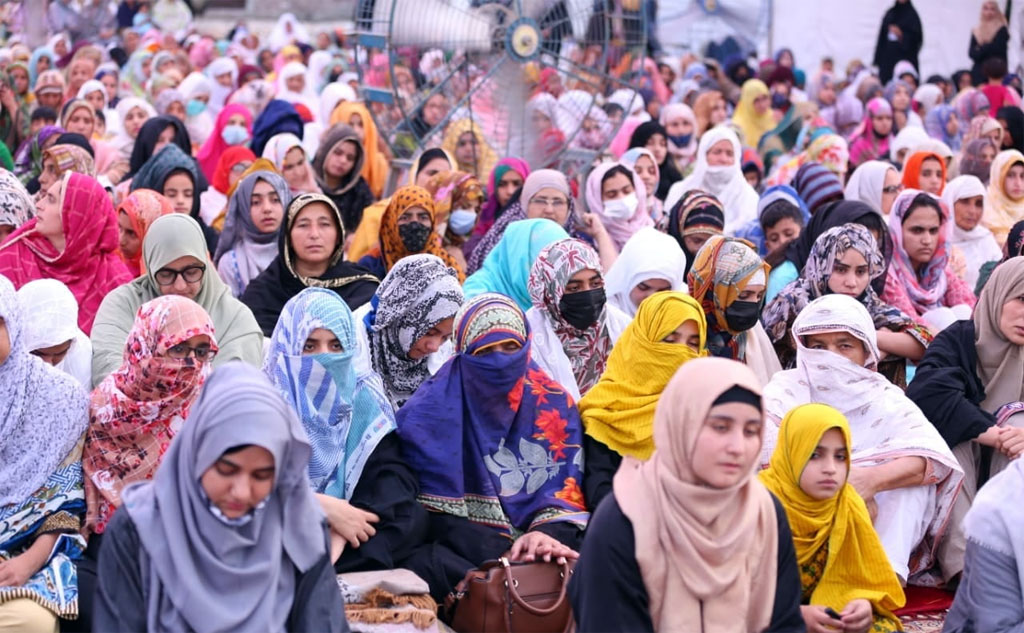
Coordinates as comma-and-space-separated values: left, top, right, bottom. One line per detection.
1, 0, 1024, 631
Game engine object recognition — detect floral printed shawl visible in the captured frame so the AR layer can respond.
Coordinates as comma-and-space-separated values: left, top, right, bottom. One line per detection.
396, 293, 588, 536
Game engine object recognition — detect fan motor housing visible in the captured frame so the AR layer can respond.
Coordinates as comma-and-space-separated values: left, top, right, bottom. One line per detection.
505, 18, 541, 61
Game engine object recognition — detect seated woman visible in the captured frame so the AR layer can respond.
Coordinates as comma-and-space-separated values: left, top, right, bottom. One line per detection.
463, 218, 569, 311
0, 275, 90, 632
946, 174, 1001, 290
92, 214, 264, 386
242, 193, 379, 337
262, 132, 320, 195
361, 254, 464, 409
527, 238, 631, 401
469, 157, 529, 242
583, 162, 654, 251
688, 236, 781, 384
115, 189, 174, 277
397, 293, 587, 602
982, 148, 1024, 245
662, 189, 725, 278
131, 142, 220, 252
94, 363, 346, 632
944, 455, 1024, 631
58, 99, 123, 183
357, 185, 465, 282
763, 224, 929, 385
16, 279, 93, 389
265, 287, 426, 572
123, 115, 192, 184
760, 403, 905, 633
882, 190, 977, 332
844, 159, 902, 216
0, 172, 132, 335
578, 291, 706, 511
312, 123, 375, 235
423, 171, 484, 272
467, 169, 613, 275
198, 145, 257, 226
569, 357, 804, 632
764, 295, 963, 583
38, 144, 97, 193
766, 199, 891, 303
214, 169, 292, 298
619, 148, 662, 224
85, 295, 218, 536
603, 227, 687, 317
901, 150, 947, 196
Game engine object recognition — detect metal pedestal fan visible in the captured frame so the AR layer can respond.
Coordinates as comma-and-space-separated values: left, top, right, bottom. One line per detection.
352, 0, 647, 191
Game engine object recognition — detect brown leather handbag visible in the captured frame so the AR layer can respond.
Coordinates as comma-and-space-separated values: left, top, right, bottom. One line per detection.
445, 557, 576, 633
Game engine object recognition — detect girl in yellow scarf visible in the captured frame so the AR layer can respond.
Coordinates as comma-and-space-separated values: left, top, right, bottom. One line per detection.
760, 403, 905, 633
732, 79, 776, 148
578, 291, 706, 509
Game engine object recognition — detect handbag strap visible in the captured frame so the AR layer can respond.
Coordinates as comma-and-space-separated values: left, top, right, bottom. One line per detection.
500, 557, 573, 616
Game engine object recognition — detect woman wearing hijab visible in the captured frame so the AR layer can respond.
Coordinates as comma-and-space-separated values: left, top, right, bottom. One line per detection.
178, 72, 214, 147
619, 147, 663, 224
732, 78, 776, 147
763, 295, 963, 583
14, 124, 63, 192
882, 190, 977, 331
125, 115, 192, 182
901, 150, 947, 196
116, 189, 174, 278
361, 254, 463, 409
873, 0, 922, 83
198, 145, 257, 226
526, 238, 630, 402
330, 100, 389, 199
131, 143, 220, 252
91, 214, 263, 387
58, 99, 122, 182
945, 175, 1001, 290
250, 99, 305, 158
578, 291, 706, 511
0, 276, 90, 632
665, 127, 759, 234
969, 1, 1009, 86
982, 149, 1024, 245
262, 132, 319, 195
84, 295, 217, 536
421, 171, 484, 270
471, 157, 529, 241
397, 293, 586, 602
94, 362, 346, 632
0, 172, 131, 335
959, 138, 999, 185
205, 57, 237, 117
37, 144, 96, 193
584, 162, 654, 251
996, 106, 1024, 153
17, 278, 93, 388
265, 288, 425, 573
688, 236, 780, 384
195, 103, 253, 183
603, 227, 687, 317
659, 102, 698, 173
908, 257, 1024, 516
110, 97, 156, 165
848, 98, 894, 169
843, 160, 903, 216
214, 170, 291, 298
440, 118, 498, 183
242, 193, 379, 337
924, 105, 963, 152
357, 185, 465, 282
312, 123, 375, 235
760, 403, 905, 632
0, 167, 35, 242
569, 357, 804, 632
663, 189, 726, 278
627, 121, 682, 201
764, 134, 850, 190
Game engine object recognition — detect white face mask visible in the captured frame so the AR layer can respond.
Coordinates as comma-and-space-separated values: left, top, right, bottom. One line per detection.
603, 192, 639, 220
448, 208, 478, 235
703, 164, 734, 190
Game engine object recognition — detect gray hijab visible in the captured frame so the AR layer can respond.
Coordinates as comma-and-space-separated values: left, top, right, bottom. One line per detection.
214, 170, 292, 265
121, 362, 326, 633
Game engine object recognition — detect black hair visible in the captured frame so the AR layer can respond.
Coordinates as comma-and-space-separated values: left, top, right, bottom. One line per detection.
223, 444, 255, 456
600, 164, 634, 188
163, 167, 196, 189
760, 200, 804, 232
925, 74, 948, 86
952, 70, 973, 89
30, 106, 57, 122
712, 385, 762, 410
983, 57, 1008, 81
900, 193, 943, 225
602, 102, 624, 118
94, 109, 105, 124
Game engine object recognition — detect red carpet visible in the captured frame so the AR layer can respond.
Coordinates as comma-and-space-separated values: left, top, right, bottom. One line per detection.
895, 586, 955, 632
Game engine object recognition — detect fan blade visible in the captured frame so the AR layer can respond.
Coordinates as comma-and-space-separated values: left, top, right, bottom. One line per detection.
377, 0, 496, 51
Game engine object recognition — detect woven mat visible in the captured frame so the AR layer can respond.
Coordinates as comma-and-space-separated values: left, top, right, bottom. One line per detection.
900, 615, 946, 633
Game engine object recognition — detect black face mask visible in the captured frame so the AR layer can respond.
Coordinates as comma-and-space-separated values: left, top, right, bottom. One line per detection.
724, 299, 762, 333
558, 287, 606, 331
398, 221, 432, 252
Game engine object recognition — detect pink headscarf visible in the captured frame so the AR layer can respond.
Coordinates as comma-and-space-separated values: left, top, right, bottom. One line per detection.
196, 103, 253, 182
584, 161, 654, 249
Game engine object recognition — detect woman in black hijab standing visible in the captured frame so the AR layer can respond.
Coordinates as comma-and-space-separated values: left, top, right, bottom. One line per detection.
873, 0, 923, 83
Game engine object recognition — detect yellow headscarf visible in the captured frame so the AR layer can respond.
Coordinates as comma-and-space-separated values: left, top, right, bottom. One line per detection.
732, 79, 775, 147
440, 118, 497, 182
578, 291, 707, 460
329, 101, 389, 199
759, 404, 905, 623
982, 149, 1024, 246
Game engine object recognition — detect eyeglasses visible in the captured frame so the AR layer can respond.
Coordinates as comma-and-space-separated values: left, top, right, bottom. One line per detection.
882, 184, 904, 195
154, 264, 206, 286
231, 161, 253, 174
529, 197, 568, 210
166, 343, 217, 361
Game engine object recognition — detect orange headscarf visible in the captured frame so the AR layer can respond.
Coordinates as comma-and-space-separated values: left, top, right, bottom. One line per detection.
330, 101, 388, 198
366, 185, 465, 281
902, 151, 947, 195
117, 189, 175, 277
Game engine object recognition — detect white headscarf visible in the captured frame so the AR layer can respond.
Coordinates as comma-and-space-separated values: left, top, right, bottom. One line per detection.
604, 227, 688, 317
178, 72, 214, 145
112, 97, 157, 161
665, 126, 759, 233
16, 279, 93, 389
268, 13, 311, 51
945, 175, 1001, 289
761, 294, 963, 578
891, 126, 931, 163
844, 160, 898, 215
276, 61, 318, 114
319, 82, 357, 125
206, 57, 238, 117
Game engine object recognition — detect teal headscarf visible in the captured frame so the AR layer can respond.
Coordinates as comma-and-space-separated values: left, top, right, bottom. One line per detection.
463, 218, 570, 311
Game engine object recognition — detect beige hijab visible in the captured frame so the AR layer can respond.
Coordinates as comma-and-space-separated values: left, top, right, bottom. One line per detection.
613, 357, 778, 633
975, 257, 1024, 412
973, 1, 1007, 45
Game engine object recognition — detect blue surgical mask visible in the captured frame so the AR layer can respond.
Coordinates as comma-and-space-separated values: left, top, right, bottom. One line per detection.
447, 208, 477, 236
221, 123, 249, 146
668, 133, 692, 147
185, 99, 206, 117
